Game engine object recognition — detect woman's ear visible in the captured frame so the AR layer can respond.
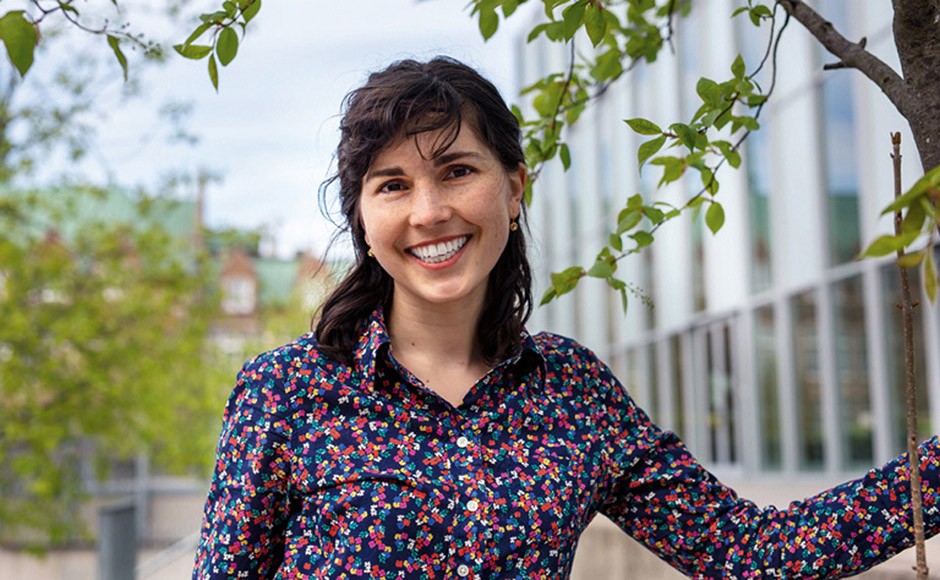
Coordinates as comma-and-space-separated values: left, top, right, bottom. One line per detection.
508, 163, 527, 218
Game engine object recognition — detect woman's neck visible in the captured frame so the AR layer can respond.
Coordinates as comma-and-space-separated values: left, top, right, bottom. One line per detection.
386, 294, 485, 370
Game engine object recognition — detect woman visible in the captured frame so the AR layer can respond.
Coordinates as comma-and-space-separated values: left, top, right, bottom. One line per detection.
194, 56, 940, 579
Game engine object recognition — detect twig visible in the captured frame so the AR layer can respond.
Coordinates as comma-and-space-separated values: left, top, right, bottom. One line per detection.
891, 132, 928, 580
823, 37, 867, 70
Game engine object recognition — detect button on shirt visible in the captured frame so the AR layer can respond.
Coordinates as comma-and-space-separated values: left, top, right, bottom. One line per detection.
194, 309, 940, 579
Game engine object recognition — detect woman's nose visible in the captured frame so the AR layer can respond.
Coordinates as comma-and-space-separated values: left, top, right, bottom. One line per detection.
408, 184, 452, 227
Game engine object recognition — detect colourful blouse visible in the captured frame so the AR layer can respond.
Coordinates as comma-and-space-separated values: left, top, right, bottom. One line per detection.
194, 309, 940, 579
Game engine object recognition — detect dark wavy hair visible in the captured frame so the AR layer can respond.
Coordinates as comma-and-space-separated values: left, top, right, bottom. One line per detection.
314, 56, 532, 366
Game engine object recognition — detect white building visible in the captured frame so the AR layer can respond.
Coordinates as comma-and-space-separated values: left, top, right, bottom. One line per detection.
519, 1, 940, 577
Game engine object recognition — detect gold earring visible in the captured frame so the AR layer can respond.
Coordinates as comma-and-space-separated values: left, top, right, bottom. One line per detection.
367, 247, 374, 257
509, 219, 519, 232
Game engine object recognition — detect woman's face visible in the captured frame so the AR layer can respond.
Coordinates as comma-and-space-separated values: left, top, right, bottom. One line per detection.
358, 124, 525, 314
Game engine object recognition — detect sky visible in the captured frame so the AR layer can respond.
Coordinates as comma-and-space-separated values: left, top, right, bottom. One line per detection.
71, 0, 535, 259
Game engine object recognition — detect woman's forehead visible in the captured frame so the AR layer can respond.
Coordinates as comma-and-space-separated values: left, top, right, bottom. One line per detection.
371, 122, 486, 166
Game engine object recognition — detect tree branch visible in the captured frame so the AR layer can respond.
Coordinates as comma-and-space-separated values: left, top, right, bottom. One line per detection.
777, 0, 916, 120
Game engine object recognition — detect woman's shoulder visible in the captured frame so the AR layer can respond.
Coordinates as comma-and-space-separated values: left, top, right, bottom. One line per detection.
236, 332, 353, 392
529, 331, 610, 377
531, 331, 601, 361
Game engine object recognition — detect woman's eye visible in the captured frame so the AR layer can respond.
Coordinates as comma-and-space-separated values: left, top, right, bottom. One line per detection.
378, 181, 406, 194
447, 166, 474, 179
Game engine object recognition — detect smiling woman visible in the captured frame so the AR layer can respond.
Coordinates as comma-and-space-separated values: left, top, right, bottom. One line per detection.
192, 57, 940, 580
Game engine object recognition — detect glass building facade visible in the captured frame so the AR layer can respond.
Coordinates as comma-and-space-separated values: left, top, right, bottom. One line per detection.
521, 0, 940, 483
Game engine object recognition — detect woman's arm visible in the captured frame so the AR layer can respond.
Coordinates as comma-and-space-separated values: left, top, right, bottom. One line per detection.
590, 356, 940, 578
193, 355, 293, 579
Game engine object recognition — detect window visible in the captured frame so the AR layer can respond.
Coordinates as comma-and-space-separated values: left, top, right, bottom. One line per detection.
792, 291, 824, 470
832, 275, 872, 466
745, 129, 773, 292
882, 264, 930, 455
754, 305, 781, 469
222, 276, 256, 315
669, 334, 687, 439
818, 0, 862, 265
737, 11, 774, 292
705, 322, 737, 465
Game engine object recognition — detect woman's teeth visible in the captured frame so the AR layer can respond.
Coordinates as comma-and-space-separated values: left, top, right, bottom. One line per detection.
410, 236, 469, 263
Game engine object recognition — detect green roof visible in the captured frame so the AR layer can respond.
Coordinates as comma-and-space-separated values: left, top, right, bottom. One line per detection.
254, 258, 300, 307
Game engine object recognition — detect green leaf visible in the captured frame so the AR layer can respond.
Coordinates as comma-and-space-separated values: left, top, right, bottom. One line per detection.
502, 0, 521, 17
643, 205, 665, 224
630, 231, 654, 247
591, 48, 623, 82
539, 286, 557, 305
637, 135, 666, 168
752, 4, 773, 20
609, 233, 623, 252
183, 22, 213, 47
654, 156, 684, 185
901, 199, 927, 236
200, 10, 230, 23
584, 4, 607, 47
731, 54, 746, 79
700, 167, 719, 194
926, 251, 938, 302
208, 53, 219, 90
747, 94, 768, 107
175, 43, 212, 59
859, 232, 918, 258
696, 77, 720, 106
882, 164, 940, 215
0, 11, 37, 77
735, 115, 760, 131
559, 143, 571, 170
106, 35, 128, 82
478, 7, 499, 40
670, 123, 697, 150
242, 0, 261, 23
562, 2, 586, 40
549, 265, 585, 298
627, 193, 643, 208
587, 259, 615, 278
705, 201, 725, 234
897, 250, 925, 269
617, 208, 642, 233
527, 22, 551, 42
625, 117, 662, 136
749, 8, 761, 26
216, 27, 239, 66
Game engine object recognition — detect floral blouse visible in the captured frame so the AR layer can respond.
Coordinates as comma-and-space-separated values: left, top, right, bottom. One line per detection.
193, 309, 940, 579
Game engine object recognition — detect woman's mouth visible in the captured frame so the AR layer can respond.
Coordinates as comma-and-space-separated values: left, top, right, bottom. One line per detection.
407, 235, 470, 264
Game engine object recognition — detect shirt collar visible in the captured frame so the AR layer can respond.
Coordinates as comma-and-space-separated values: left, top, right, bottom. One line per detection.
354, 307, 545, 381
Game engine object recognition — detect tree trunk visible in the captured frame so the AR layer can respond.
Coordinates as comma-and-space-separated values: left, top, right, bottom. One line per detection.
892, 0, 940, 171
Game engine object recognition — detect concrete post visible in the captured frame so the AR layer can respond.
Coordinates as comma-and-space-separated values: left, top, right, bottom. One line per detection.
99, 498, 136, 580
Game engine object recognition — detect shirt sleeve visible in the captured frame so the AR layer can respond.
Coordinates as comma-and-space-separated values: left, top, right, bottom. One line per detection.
193, 354, 293, 579
591, 355, 940, 578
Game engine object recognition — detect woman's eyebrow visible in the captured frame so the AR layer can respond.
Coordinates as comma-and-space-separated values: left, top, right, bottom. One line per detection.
365, 151, 486, 181
365, 166, 404, 181
433, 151, 485, 166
